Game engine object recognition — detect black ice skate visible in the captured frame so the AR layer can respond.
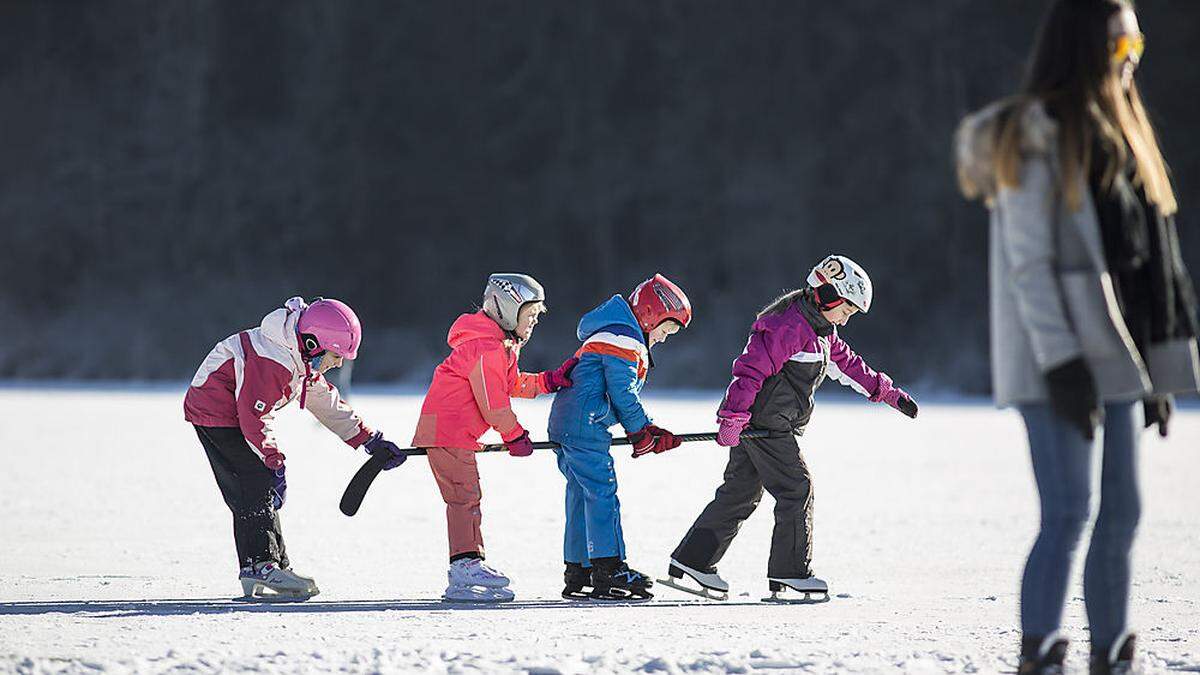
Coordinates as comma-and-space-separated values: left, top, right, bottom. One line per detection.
562, 562, 593, 601
1089, 633, 1136, 675
588, 557, 653, 601
1018, 634, 1068, 675
657, 558, 729, 601
762, 574, 829, 604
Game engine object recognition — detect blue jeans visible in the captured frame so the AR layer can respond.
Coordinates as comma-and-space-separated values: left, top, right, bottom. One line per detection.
555, 445, 626, 564
1018, 402, 1141, 651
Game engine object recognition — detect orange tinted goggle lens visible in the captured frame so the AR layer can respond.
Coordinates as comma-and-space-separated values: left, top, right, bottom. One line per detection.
1112, 34, 1144, 63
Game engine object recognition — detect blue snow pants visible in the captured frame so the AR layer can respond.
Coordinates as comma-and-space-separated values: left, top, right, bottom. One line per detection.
554, 444, 625, 564
1018, 401, 1141, 652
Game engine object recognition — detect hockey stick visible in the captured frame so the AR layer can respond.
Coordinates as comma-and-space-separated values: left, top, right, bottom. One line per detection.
338, 429, 773, 517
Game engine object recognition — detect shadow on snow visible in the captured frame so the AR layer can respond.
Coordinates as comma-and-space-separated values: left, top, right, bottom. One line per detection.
0, 597, 778, 617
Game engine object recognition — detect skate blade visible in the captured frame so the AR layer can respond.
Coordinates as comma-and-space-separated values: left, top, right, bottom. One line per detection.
238, 580, 318, 603
656, 577, 728, 601
440, 596, 514, 604
760, 591, 829, 604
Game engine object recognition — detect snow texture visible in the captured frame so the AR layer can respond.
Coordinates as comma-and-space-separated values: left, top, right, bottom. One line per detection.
1, 388, 1197, 673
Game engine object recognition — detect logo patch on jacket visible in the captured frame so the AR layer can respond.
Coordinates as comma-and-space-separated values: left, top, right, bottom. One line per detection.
254, 400, 267, 412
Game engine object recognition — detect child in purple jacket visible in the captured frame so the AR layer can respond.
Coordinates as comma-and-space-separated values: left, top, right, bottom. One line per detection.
663, 255, 918, 601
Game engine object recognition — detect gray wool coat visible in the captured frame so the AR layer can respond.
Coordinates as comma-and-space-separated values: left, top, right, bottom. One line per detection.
956, 99, 1200, 407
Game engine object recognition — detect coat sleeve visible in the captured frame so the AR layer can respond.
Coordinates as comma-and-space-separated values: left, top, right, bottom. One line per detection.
996, 155, 1082, 370
468, 347, 526, 442
304, 374, 374, 447
720, 324, 801, 417
600, 354, 651, 434
510, 371, 548, 399
826, 331, 882, 398
235, 334, 295, 467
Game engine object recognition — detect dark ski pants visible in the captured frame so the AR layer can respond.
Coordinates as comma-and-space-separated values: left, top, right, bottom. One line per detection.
672, 433, 812, 578
1017, 402, 1141, 653
194, 425, 288, 571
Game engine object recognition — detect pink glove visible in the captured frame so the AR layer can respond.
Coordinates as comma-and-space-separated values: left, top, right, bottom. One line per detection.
541, 357, 579, 392
715, 411, 751, 447
870, 373, 919, 419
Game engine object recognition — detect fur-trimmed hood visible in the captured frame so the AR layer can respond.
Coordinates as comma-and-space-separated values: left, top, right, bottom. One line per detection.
955, 98, 1058, 201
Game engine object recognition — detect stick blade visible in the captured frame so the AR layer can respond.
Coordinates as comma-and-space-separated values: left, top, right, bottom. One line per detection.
339, 453, 388, 516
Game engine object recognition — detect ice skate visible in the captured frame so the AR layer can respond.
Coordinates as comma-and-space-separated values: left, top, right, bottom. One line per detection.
657, 558, 729, 601
589, 558, 653, 601
1089, 633, 1136, 675
448, 558, 511, 589
238, 562, 319, 602
763, 574, 829, 603
442, 583, 515, 604
561, 562, 593, 601
1018, 633, 1068, 675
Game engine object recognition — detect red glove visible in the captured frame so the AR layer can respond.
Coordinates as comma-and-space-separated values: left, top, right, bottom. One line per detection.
541, 357, 580, 392
629, 425, 681, 458
505, 431, 534, 457
263, 451, 286, 471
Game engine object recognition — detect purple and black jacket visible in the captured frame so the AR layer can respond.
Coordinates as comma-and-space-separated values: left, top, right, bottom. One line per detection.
719, 293, 887, 433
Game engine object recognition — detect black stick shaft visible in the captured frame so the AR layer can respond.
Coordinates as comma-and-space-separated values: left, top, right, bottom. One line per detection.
398, 428, 772, 456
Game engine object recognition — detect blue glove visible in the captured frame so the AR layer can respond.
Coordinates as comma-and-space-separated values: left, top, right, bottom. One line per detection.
364, 432, 407, 470
270, 467, 287, 510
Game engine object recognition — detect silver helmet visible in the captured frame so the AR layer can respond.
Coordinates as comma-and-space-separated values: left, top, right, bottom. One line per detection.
482, 273, 546, 331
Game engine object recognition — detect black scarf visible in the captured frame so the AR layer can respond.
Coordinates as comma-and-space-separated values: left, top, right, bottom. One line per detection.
1089, 135, 1199, 349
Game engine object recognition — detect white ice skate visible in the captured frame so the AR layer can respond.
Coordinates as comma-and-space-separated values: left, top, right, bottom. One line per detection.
448, 558, 511, 589
763, 575, 829, 604
238, 562, 319, 602
440, 558, 514, 604
442, 583, 515, 604
657, 559, 729, 601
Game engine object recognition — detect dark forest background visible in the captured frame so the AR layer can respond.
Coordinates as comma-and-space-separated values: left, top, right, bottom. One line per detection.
2, 1, 1198, 393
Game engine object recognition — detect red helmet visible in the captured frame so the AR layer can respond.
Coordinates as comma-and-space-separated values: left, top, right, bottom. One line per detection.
629, 273, 692, 332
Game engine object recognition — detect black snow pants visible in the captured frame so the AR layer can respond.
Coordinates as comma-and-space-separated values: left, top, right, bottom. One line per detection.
671, 432, 813, 578
194, 426, 288, 570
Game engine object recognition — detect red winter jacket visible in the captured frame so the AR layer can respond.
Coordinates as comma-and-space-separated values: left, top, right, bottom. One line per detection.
184, 304, 373, 468
412, 311, 549, 450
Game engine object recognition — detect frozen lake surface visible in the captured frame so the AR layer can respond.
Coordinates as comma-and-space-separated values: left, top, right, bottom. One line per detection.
1, 388, 1197, 673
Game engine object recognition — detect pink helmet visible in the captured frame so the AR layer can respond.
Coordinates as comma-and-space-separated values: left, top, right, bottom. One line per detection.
296, 298, 362, 360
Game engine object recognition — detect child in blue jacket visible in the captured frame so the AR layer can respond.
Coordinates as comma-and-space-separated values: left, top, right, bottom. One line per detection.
548, 273, 692, 600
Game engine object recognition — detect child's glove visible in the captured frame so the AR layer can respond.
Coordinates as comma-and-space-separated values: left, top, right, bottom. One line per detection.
870, 373, 919, 419
270, 467, 287, 510
505, 431, 535, 457
715, 410, 751, 447
541, 356, 580, 392
630, 424, 681, 458
364, 432, 407, 470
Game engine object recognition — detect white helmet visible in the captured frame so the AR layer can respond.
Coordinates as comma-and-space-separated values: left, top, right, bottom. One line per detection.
806, 254, 873, 313
482, 273, 545, 331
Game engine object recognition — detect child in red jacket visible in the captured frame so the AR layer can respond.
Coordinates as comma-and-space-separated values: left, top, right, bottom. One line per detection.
412, 273, 578, 603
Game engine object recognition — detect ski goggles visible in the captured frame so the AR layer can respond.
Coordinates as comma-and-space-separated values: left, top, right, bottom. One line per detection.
1111, 33, 1144, 65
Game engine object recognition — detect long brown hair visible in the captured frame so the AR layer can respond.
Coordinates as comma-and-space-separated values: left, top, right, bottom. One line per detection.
757, 288, 809, 319
993, 0, 1176, 215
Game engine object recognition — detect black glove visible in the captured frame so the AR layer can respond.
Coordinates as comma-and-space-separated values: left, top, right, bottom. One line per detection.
1143, 395, 1173, 438
896, 395, 919, 419
1044, 357, 1102, 441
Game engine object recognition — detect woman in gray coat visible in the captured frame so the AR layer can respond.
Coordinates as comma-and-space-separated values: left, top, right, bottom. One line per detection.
956, 1, 1199, 673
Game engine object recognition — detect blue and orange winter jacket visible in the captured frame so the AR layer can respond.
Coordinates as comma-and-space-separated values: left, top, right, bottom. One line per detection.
548, 295, 652, 450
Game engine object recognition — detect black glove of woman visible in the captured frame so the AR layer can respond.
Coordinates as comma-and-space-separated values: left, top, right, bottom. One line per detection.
1143, 395, 1173, 438
1044, 357, 1102, 441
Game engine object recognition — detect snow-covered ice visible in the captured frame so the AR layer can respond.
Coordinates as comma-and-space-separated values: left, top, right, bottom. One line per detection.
1, 388, 1197, 673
